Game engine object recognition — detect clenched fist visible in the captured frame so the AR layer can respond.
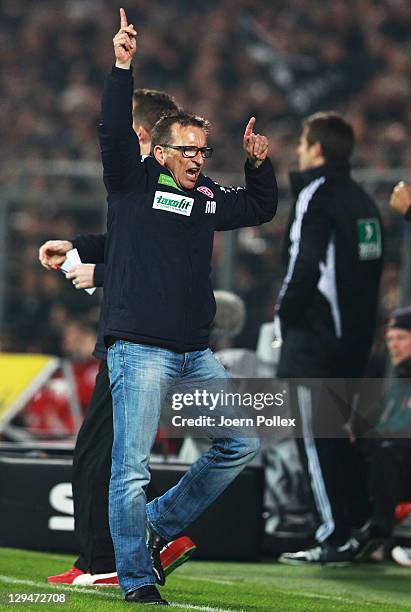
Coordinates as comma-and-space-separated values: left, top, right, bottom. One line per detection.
38, 240, 73, 270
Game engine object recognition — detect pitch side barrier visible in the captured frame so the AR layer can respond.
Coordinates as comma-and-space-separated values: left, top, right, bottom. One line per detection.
0, 449, 263, 560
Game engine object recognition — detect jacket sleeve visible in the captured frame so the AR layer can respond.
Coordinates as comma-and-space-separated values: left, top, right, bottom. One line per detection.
98, 66, 142, 193
72, 233, 106, 264
215, 158, 277, 231
93, 263, 105, 287
277, 191, 332, 326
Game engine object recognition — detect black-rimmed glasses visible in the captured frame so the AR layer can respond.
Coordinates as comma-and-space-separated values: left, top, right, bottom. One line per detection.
159, 145, 213, 159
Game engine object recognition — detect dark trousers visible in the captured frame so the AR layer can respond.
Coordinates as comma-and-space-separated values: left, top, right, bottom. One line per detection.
364, 438, 411, 537
72, 360, 115, 573
293, 383, 370, 546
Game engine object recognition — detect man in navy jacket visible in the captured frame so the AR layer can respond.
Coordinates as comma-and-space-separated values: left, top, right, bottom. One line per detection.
97, 8, 277, 605
39, 91, 200, 586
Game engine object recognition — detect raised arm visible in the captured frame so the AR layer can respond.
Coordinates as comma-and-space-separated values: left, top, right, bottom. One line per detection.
99, 8, 141, 193
215, 117, 277, 230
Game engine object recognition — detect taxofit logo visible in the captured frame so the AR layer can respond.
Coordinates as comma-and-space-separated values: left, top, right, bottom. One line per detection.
152, 191, 194, 216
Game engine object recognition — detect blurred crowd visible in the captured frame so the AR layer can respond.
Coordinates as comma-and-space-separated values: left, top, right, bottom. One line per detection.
1, 0, 411, 366
1, 0, 410, 175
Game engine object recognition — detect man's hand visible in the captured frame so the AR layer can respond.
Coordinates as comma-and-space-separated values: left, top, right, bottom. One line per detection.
243, 117, 269, 169
113, 7, 137, 69
66, 264, 96, 289
390, 181, 411, 216
38, 240, 73, 270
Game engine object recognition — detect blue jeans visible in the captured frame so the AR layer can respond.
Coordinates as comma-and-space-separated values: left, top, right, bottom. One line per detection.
107, 340, 260, 594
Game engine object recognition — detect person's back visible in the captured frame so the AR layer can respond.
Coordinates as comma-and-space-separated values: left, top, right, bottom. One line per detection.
277, 112, 384, 566
277, 114, 383, 379
320, 172, 382, 376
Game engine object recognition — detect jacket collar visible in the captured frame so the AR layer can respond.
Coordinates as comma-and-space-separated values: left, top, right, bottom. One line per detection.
289, 160, 351, 198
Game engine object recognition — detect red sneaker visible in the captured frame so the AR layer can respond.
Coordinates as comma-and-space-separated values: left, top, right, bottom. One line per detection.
47, 536, 196, 586
161, 536, 197, 576
47, 567, 84, 584
395, 502, 411, 523
47, 568, 118, 586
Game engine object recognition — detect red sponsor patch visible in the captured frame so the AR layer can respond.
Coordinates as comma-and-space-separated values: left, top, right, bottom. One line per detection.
197, 185, 214, 198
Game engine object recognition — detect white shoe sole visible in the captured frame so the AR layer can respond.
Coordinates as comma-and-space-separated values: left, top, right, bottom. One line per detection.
392, 546, 411, 569
278, 556, 351, 567
72, 572, 119, 586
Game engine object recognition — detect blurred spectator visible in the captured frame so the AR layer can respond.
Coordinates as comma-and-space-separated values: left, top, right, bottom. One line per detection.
62, 319, 97, 363
21, 318, 98, 437
1, 0, 411, 354
360, 307, 411, 561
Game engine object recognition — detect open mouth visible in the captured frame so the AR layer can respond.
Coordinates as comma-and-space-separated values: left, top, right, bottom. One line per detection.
186, 168, 200, 180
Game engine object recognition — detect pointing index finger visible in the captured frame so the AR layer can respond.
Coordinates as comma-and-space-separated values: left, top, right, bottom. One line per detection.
120, 7, 128, 28
244, 117, 256, 139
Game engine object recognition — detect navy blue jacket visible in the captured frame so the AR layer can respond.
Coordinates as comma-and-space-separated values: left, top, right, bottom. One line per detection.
95, 66, 277, 353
